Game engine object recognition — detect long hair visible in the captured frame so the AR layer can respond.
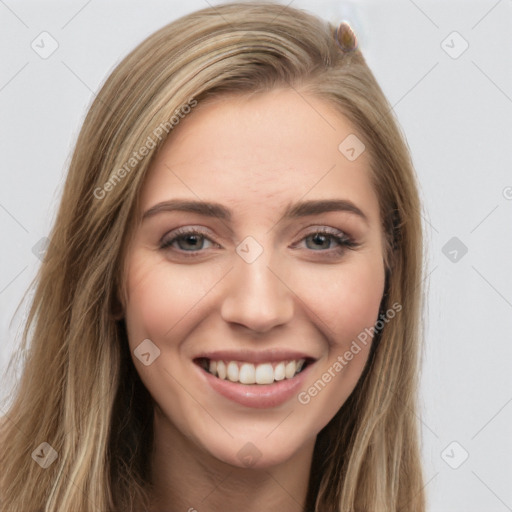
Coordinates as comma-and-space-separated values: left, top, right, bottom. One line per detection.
0, 2, 425, 511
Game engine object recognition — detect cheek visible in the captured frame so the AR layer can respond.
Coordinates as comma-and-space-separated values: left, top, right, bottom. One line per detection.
294, 256, 385, 342
123, 253, 217, 345
293, 260, 384, 423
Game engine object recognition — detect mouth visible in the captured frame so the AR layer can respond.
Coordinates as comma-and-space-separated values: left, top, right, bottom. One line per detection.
194, 357, 313, 385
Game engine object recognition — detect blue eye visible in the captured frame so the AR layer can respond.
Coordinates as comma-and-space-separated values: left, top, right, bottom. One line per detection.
299, 229, 358, 253
159, 227, 358, 257
160, 228, 214, 252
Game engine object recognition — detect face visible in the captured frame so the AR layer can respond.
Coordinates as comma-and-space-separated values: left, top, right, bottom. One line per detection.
122, 88, 386, 469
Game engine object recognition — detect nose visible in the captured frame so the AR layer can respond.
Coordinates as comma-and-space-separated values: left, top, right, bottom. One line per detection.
220, 251, 294, 334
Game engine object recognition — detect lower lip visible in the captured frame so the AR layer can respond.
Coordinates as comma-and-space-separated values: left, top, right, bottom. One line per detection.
196, 362, 314, 409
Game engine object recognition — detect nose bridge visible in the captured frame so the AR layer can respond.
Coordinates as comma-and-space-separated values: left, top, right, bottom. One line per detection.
220, 238, 294, 332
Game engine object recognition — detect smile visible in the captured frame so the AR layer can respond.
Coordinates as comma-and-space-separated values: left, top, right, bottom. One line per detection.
192, 350, 317, 408
195, 357, 309, 385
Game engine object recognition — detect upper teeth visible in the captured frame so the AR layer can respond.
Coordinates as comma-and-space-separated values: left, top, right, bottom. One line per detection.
206, 359, 306, 385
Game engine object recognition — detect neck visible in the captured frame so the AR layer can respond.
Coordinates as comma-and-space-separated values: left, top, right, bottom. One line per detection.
148, 408, 316, 512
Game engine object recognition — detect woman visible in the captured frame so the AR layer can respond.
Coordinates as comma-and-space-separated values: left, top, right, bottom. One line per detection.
0, 2, 426, 511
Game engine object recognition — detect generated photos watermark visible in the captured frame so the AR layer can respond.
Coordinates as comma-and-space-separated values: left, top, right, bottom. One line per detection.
297, 301, 402, 405
93, 98, 198, 200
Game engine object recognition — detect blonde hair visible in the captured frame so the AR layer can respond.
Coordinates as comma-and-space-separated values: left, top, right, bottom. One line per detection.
0, 2, 425, 511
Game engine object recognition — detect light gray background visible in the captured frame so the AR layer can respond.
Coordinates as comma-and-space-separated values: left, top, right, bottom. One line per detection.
1, 1, 511, 510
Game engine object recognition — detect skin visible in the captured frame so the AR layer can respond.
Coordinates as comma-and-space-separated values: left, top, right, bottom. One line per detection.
121, 88, 386, 512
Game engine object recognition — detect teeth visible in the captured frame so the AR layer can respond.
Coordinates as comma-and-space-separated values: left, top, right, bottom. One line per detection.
285, 361, 296, 379
216, 360, 226, 380
274, 362, 286, 381
204, 358, 306, 384
255, 363, 274, 384
239, 363, 256, 384
227, 361, 239, 382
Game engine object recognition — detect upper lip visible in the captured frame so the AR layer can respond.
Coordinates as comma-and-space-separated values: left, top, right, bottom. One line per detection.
193, 349, 317, 364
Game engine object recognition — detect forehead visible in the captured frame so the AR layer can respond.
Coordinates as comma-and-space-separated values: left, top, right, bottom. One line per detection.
139, 88, 380, 224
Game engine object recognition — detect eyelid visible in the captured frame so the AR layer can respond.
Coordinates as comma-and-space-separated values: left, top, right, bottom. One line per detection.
296, 225, 352, 240
161, 225, 213, 241
290, 225, 355, 244
160, 225, 352, 243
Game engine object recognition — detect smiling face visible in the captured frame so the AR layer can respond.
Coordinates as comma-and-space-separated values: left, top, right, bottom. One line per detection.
121, 88, 386, 469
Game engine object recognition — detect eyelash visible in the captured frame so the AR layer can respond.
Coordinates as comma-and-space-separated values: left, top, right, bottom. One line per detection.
159, 226, 359, 258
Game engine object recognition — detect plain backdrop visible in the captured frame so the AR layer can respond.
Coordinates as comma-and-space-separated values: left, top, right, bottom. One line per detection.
1, 1, 511, 510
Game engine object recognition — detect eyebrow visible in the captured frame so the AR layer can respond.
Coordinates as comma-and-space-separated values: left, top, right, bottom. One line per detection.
141, 198, 368, 224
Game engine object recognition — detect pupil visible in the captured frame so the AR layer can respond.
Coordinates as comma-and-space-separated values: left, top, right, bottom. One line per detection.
312, 233, 328, 249
181, 235, 202, 250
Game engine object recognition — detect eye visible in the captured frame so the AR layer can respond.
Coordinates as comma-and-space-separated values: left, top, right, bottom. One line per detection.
160, 227, 217, 254
159, 226, 359, 258
295, 227, 359, 254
